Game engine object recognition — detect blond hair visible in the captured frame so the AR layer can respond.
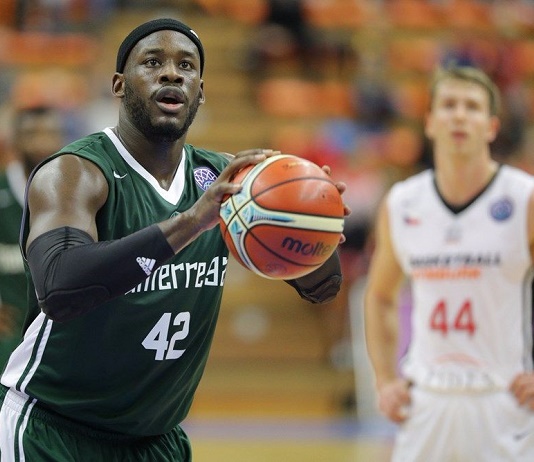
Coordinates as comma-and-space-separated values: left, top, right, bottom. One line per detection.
429, 65, 501, 116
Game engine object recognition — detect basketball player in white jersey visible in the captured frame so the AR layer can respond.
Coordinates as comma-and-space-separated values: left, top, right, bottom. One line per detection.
364, 65, 534, 461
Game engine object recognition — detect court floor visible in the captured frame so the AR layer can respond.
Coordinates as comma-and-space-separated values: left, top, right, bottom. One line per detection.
184, 417, 395, 462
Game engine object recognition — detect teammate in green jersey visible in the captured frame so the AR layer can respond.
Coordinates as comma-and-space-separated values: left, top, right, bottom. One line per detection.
0, 18, 348, 461
0, 105, 65, 371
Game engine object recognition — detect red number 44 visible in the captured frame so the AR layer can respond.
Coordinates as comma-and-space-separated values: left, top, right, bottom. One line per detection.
429, 299, 476, 336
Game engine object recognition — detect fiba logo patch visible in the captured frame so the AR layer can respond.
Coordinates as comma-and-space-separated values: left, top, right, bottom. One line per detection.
490, 197, 513, 221
194, 167, 218, 191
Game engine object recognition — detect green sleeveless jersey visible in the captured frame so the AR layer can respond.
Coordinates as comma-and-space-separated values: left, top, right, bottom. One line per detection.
0, 164, 27, 370
2, 129, 230, 436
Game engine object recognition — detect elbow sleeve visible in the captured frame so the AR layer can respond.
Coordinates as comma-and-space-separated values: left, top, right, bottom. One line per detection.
285, 250, 343, 304
26, 226, 174, 322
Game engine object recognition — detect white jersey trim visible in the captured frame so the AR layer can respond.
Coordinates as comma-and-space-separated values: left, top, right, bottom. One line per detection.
104, 127, 186, 206
1, 313, 52, 392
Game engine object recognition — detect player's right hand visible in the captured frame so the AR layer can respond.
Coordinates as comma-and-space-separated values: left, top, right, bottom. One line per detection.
191, 149, 280, 230
376, 378, 412, 423
215, 148, 280, 201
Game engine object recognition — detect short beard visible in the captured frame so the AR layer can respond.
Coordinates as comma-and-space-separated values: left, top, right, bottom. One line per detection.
124, 82, 201, 143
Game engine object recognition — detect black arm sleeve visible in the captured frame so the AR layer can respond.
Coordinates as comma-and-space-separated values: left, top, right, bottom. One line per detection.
26, 226, 174, 322
284, 250, 342, 304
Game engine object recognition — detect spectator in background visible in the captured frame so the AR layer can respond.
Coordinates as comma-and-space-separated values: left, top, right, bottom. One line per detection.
0, 104, 66, 370
243, 0, 317, 74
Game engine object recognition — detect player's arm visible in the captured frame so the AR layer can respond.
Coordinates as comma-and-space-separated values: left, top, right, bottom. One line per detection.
509, 187, 534, 410
26, 150, 275, 322
364, 196, 410, 422
285, 251, 342, 304
26, 155, 108, 245
526, 187, 534, 263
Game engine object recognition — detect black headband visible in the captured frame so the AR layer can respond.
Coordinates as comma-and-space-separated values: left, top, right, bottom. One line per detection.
116, 18, 204, 75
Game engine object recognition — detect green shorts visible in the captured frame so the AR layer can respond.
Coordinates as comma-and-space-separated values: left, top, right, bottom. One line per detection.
0, 386, 192, 461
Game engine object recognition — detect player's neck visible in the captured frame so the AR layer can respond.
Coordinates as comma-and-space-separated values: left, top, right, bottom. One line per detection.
112, 125, 185, 190
434, 158, 499, 206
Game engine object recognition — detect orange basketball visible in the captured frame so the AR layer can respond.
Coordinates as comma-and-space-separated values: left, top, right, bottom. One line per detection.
219, 154, 344, 279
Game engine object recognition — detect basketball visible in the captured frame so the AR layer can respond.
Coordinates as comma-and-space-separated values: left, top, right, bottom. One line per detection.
219, 154, 344, 279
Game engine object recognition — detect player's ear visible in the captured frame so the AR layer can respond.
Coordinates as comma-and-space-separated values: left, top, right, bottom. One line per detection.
424, 111, 434, 139
112, 73, 125, 98
487, 115, 500, 143
199, 81, 205, 105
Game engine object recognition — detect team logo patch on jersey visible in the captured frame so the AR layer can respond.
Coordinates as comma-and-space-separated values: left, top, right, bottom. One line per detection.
194, 167, 218, 191
490, 197, 513, 221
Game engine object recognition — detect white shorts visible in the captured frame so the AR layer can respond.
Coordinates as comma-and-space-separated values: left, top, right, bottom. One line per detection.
392, 386, 534, 462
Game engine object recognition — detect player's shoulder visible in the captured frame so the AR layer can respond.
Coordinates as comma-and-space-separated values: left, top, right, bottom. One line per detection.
45, 131, 115, 178
498, 163, 534, 186
185, 144, 231, 170
25, 131, 119, 193
59, 131, 109, 156
389, 169, 433, 198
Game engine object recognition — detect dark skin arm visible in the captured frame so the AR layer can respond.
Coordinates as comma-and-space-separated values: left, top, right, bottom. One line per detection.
26, 149, 277, 253
26, 150, 347, 315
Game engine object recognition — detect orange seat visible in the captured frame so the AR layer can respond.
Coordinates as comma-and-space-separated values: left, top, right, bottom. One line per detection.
0, 0, 16, 26
258, 78, 356, 118
319, 81, 355, 118
193, 0, 225, 15
257, 78, 321, 117
513, 40, 534, 79
10, 69, 90, 110
304, 0, 375, 29
0, 30, 97, 67
386, 0, 443, 30
387, 36, 442, 73
442, 0, 492, 31
224, 0, 269, 25
390, 78, 430, 120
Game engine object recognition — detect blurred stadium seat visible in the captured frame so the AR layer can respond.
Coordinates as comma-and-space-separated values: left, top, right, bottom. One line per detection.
387, 36, 442, 74
385, 0, 443, 30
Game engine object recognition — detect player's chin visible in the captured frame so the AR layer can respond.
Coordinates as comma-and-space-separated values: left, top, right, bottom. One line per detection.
151, 121, 186, 141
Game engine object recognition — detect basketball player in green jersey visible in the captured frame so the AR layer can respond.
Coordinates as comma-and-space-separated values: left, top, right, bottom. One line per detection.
0, 105, 65, 371
0, 18, 347, 461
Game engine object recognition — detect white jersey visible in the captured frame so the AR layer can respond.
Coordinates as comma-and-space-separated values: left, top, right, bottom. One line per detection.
388, 165, 534, 391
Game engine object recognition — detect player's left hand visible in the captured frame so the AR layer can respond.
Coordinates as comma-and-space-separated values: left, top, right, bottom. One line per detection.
510, 372, 534, 410
376, 378, 412, 423
321, 165, 351, 244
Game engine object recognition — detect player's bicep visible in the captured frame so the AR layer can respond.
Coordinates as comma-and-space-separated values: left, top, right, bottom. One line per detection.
527, 188, 534, 262
366, 198, 404, 306
26, 154, 108, 249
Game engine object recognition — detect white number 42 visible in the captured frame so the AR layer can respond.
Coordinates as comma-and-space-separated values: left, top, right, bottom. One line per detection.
142, 312, 191, 360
